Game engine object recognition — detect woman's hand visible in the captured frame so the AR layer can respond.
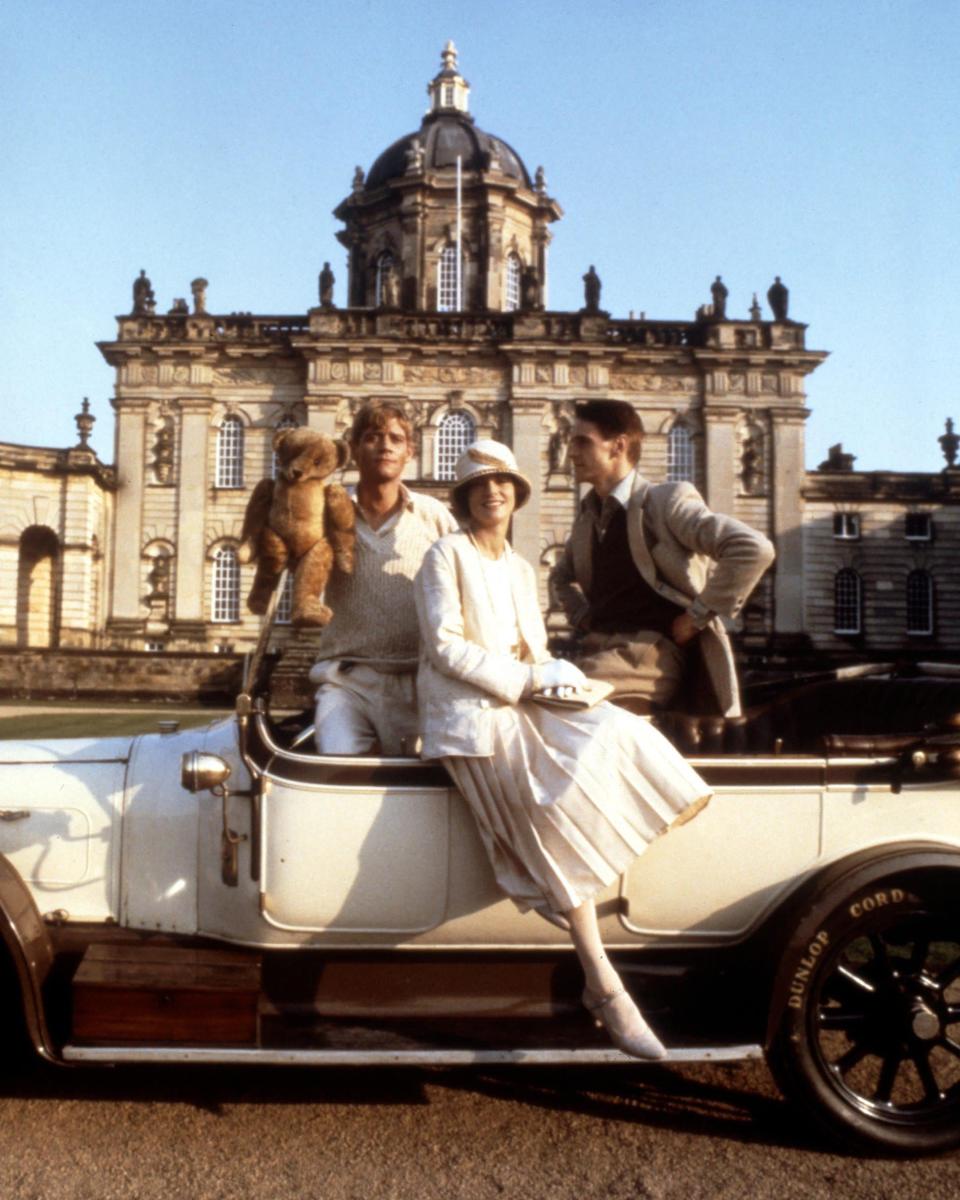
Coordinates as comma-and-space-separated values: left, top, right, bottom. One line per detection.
537, 658, 588, 698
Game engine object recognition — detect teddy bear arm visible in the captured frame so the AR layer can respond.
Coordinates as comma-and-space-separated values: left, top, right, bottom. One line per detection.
324, 483, 357, 574
245, 527, 289, 615
237, 478, 276, 564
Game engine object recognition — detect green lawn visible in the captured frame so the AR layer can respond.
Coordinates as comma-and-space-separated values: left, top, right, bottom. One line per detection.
0, 706, 233, 740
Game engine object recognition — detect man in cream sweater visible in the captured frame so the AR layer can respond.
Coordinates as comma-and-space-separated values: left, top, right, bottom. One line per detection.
310, 402, 457, 755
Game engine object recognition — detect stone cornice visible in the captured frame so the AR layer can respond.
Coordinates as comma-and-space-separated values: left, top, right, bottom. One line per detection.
99, 309, 829, 395
803, 469, 960, 503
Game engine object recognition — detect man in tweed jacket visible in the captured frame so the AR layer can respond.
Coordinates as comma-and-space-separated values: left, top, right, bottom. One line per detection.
549, 400, 774, 717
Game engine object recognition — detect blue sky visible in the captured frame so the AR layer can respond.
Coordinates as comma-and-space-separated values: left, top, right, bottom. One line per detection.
2, 0, 958, 470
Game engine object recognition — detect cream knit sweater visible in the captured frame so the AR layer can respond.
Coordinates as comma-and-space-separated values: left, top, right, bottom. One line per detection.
315, 489, 457, 670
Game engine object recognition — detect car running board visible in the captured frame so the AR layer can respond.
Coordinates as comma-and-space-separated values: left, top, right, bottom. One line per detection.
61, 1043, 763, 1067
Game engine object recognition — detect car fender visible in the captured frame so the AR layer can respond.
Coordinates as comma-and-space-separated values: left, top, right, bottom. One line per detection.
0, 853, 56, 1061
761, 840, 960, 1046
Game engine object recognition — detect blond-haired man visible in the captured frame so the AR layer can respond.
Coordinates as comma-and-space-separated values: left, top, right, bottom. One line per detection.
311, 403, 457, 754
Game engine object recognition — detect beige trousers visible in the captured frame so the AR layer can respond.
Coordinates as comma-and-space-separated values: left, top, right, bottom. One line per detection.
574, 630, 686, 711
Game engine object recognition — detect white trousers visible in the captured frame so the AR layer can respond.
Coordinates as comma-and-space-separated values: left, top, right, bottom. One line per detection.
312, 662, 419, 755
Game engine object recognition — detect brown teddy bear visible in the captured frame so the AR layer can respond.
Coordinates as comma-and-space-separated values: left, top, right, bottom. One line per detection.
237, 427, 355, 627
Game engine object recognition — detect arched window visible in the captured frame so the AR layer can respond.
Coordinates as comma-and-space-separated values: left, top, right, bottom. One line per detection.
275, 571, 294, 625
272, 414, 299, 479
211, 546, 240, 623
437, 246, 460, 312
906, 570, 934, 636
833, 568, 862, 636
434, 411, 476, 481
666, 422, 695, 483
216, 415, 244, 488
505, 254, 522, 312
375, 251, 395, 307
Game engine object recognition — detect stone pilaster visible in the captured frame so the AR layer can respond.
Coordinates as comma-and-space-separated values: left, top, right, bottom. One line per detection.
174, 398, 212, 622
703, 408, 738, 515
110, 400, 148, 621
771, 412, 808, 633
510, 403, 546, 568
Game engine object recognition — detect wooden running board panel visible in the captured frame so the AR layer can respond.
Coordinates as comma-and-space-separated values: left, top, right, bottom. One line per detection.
71, 944, 261, 1046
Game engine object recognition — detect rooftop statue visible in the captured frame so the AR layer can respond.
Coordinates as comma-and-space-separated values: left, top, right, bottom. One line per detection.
132, 269, 156, 316
710, 275, 728, 320
319, 262, 336, 308
582, 265, 601, 313
767, 276, 789, 321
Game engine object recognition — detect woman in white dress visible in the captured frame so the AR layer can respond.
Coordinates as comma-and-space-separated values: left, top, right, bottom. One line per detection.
414, 441, 711, 1060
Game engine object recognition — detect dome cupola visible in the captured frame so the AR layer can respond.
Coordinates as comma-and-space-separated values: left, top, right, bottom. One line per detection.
334, 45, 562, 313
427, 40, 471, 115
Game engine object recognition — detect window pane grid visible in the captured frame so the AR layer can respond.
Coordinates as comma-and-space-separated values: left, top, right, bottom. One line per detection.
375, 252, 394, 307
906, 570, 933, 635
216, 417, 244, 488
275, 572, 294, 625
212, 547, 240, 622
834, 568, 861, 635
435, 411, 476, 481
833, 513, 860, 540
505, 255, 521, 311
666, 424, 695, 483
438, 246, 459, 312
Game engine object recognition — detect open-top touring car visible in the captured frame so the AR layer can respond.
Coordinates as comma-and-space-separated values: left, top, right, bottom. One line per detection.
1, 617, 960, 1155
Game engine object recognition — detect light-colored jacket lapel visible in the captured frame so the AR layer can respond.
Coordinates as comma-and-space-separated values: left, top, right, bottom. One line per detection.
623, 472, 658, 588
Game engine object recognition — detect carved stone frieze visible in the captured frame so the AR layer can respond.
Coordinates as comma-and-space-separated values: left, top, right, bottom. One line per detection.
404, 363, 502, 384
761, 373, 779, 394
212, 364, 299, 386
609, 372, 699, 394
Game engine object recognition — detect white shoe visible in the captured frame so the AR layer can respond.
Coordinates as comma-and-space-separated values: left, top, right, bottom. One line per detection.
583, 987, 667, 1060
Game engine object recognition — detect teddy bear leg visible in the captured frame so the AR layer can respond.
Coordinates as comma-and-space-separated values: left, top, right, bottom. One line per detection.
247, 530, 288, 615
291, 541, 335, 627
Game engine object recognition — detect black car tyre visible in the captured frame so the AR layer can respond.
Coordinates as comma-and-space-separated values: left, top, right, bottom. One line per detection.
769, 872, 960, 1155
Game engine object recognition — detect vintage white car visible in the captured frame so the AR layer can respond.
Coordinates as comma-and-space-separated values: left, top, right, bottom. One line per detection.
1, 644, 959, 1156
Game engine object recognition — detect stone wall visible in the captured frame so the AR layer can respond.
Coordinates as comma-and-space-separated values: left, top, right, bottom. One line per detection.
0, 648, 243, 702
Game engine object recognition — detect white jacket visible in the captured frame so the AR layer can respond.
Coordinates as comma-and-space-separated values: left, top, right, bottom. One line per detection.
414, 530, 551, 758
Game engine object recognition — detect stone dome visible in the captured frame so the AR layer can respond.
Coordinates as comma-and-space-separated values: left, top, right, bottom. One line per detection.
365, 112, 532, 191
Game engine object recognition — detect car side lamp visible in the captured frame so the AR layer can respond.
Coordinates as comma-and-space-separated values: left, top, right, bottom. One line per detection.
180, 752, 248, 887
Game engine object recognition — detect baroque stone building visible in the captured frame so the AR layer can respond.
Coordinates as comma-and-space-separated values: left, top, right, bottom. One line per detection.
8, 44, 954, 692
0, 402, 113, 650
91, 44, 825, 661
801, 431, 960, 659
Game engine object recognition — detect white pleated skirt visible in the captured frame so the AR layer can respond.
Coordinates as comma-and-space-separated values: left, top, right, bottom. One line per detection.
443, 700, 711, 917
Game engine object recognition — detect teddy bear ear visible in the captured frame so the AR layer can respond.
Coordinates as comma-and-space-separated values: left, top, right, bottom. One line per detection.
272, 428, 291, 453
335, 439, 350, 470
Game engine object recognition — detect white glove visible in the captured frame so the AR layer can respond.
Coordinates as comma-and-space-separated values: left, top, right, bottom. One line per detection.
537, 658, 588, 693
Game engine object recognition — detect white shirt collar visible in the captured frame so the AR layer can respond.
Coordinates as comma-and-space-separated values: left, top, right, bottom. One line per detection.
608, 470, 636, 508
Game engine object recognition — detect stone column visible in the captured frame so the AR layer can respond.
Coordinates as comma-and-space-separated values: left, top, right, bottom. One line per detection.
770, 412, 807, 633
703, 409, 737, 515
174, 398, 212, 623
110, 399, 148, 621
510, 403, 545, 570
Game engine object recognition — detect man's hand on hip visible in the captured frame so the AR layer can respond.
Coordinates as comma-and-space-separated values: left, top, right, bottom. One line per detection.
671, 612, 701, 646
